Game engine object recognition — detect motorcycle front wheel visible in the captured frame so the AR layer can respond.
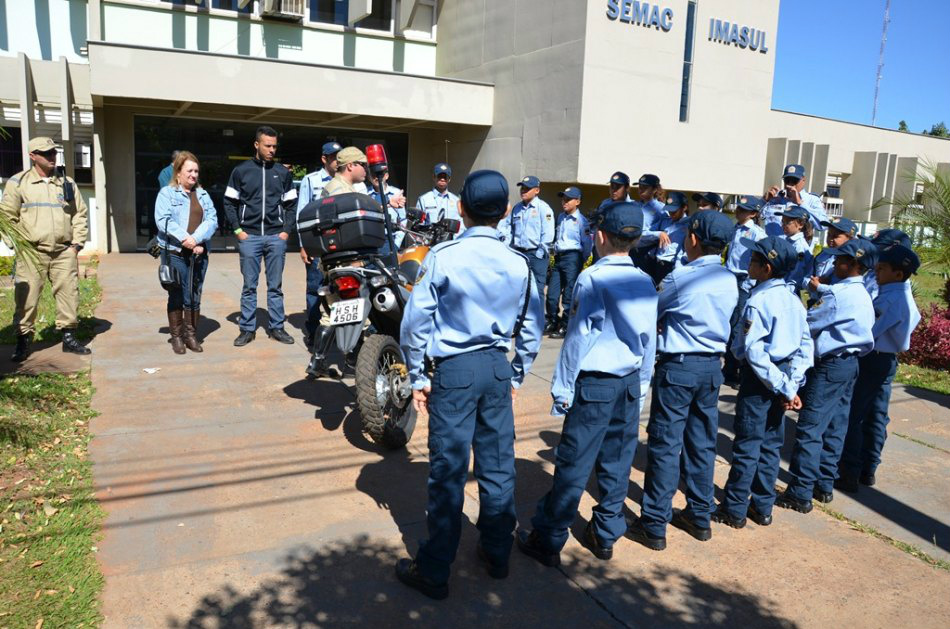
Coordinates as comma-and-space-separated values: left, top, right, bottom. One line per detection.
355, 334, 417, 449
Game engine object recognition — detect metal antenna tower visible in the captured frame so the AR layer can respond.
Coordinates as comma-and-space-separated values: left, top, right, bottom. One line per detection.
872, 0, 891, 127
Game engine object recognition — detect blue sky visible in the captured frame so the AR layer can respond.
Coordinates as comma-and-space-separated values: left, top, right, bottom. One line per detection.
771, 0, 950, 132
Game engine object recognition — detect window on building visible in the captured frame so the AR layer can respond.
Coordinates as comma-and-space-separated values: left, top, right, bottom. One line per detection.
310, 0, 393, 31
210, 0, 254, 13
0, 127, 23, 179
678, 1, 697, 123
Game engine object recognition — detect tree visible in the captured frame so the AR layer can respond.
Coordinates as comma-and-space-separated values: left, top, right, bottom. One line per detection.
898, 120, 909, 132
889, 163, 950, 269
925, 122, 949, 138
0, 127, 38, 264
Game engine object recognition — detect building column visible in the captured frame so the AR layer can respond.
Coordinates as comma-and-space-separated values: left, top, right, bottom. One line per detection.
17, 53, 36, 170
87, 0, 102, 41
92, 104, 111, 252
60, 57, 75, 179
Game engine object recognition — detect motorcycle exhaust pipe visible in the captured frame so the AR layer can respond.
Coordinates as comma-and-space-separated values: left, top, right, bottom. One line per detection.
373, 288, 397, 313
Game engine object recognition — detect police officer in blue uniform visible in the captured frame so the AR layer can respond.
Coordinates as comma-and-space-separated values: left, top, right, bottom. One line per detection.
776, 205, 814, 296
497, 175, 555, 299
366, 166, 408, 251
650, 191, 690, 284
628, 210, 738, 550
591, 172, 633, 262
837, 244, 921, 491
395, 170, 544, 599
777, 238, 875, 513
713, 236, 813, 529
516, 201, 657, 565
546, 186, 592, 337
415, 163, 461, 228
631, 174, 671, 273
762, 164, 829, 239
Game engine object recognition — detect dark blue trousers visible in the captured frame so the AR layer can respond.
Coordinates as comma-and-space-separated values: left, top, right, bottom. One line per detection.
840, 352, 898, 477
723, 277, 750, 381
721, 360, 792, 519
641, 355, 724, 536
166, 251, 208, 312
237, 234, 287, 332
531, 370, 640, 552
785, 354, 859, 501
526, 252, 549, 301
416, 349, 517, 584
545, 251, 582, 326
304, 257, 323, 339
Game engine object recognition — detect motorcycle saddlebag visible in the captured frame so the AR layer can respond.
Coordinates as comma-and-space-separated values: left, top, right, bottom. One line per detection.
298, 192, 387, 257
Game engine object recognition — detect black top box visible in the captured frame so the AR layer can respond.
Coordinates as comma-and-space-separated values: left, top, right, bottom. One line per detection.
298, 192, 387, 257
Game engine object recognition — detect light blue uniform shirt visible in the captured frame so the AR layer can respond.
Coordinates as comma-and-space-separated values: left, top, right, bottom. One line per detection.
731, 278, 814, 401
726, 220, 767, 291
871, 281, 921, 353
498, 198, 555, 259
656, 255, 739, 355
864, 270, 880, 300
296, 168, 333, 247
368, 184, 407, 248
636, 198, 667, 249
784, 232, 814, 294
554, 210, 592, 258
416, 188, 460, 225
400, 226, 544, 391
652, 213, 690, 266
551, 255, 657, 413
762, 190, 829, 237
807, 275, 875, 358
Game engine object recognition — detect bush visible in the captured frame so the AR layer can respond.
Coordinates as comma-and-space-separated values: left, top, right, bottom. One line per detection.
0, 255, 12, 276
902, 305, 950, 370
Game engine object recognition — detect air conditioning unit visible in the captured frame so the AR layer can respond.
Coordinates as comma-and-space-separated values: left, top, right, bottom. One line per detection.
261, 0, 305, 20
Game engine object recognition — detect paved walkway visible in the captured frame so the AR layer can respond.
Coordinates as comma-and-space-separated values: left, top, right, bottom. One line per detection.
89, 253, 950, 628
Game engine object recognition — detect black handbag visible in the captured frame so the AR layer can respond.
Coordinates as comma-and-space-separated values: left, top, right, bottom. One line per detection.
158, 217, 180, 291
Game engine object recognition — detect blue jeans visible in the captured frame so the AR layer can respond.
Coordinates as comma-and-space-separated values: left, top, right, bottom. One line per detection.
166, 251, 208, 312
545, 250, 582, 326
721, 359, 792, 519
304, 257, 324, 339
785, 354, 859, 501
531, 369, 640, 552
723, 276, 750, 380
237, 234, 287, 332
840, 352, 898, 477
641, 354, 724, 536
416, 349, 517, 584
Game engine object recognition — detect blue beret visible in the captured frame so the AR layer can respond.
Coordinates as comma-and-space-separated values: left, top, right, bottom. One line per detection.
821, 216, 858, 237
736, 195, 765, 212
825, 238, 878, 267
434, 163, 452, 177
689, 209, 734, 246
662, 191, 688, 213
878, 244, 920, 275
776, 205, 809, 220
517, 175, 541, 189
692, 191, 723, 209
783, 164, 806, 180
872, 228, 912, 248
638, 173, 660, 187
610, 171, 630, 187
740, 235, 798, 277
460, 170, 508, 218
557, 186, 582, 200
599, 201, 643, 238
322, 141, 342, 156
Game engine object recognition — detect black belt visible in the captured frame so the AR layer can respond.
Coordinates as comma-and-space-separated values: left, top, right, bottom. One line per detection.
657, 352, 723, 363
514, 246, 537, 253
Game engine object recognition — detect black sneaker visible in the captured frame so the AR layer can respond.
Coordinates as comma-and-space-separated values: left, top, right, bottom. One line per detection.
860, 471, 876, 487
543, 322, 559, 335
233, 330, 256, 347
550, 326, 567, 339
476, 543, 509, 579
394, 558, 448, 600
833, 474, 859, 493
747, 504, 773, 526
266, 328, 295, 344
515, 529, 560, 567
812, 488, 834, 504
62, 331, 91, 355
775, 491, 813, 514
12, 333, 32, 363
582, 521, 613, 561
671, 509, 712, 541
710, 506, 746, 529
625, 517, 666, 551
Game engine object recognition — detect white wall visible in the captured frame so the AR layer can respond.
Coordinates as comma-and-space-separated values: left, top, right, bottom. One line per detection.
0, 0, 89, 62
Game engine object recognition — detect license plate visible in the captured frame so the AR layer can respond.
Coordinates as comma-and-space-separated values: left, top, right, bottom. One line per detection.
329, 299, 365, 326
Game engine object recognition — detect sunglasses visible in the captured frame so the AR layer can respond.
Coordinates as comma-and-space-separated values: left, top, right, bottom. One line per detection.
32, 149, 57, 158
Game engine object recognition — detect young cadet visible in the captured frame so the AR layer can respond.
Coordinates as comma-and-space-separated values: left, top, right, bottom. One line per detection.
546, 186, 593, 338
713, 236, 813, 528
722, 195, 768, 386
516, 201, 657, 565
837, 245, 921, 491
807, 216, 857, 305
776, 205, 814, 295
631, 174, 671, 274
866, 229, 913, 299
591, 171, 632, 262
415, 162, 461, 227
650, 191, 690, 284
777, 239, 875, 513
691, 192, 724, 212
396, 170, 544, 599
628, 210, 738, 550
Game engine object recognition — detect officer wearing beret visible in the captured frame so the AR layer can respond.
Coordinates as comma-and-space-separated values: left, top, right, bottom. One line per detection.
517, 202, 657, 565
807, 216, 857, 305
838, 244, 921, 492
396, 170, 544, 599
650, 191, 690, 284
777, 238, 874, 514
629, 210, 738, 550
498, 175, 555, 299
415, 163, 461, 229
546, 186, 592, 337
776, 205, 814, 295
3, 137, 91, 361
713, 236, 813, 529
762, 164, 829, 239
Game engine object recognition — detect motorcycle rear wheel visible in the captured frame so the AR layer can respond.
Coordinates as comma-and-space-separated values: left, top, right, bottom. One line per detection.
355, 334, 417, 449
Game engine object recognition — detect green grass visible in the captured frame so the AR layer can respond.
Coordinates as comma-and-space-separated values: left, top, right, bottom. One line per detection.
896, 363, 950, 397
0, 268, 101, 345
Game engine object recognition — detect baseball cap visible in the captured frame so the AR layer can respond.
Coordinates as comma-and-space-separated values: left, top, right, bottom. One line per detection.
336, 147, 367, 166
776, 205, 809, 221
460, 170, 509, 219
322, 141, 342, 156
638, 173, 660, 187
872, 228, 912, 249
558, 186, 582, 200
609, 171, 631, 187
783, 164, 806, 180
689, 210, 735, 246
517, 175, 541, 189
598, 201, 644, 238
662, 191, 688, 214
434, 163, 453, 177
824, 239, 877, 266
820, 217, 858, 237
692, 192, 724, 209
878, 244, 920, 275
28, 137, 61, 153
736, 195, 765, 213
740, 235, 798, 277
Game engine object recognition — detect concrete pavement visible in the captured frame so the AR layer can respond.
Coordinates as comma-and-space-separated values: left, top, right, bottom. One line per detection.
88, 253, 950, 628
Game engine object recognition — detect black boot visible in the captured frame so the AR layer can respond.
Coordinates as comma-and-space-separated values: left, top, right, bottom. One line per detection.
12, 333, 33, 363
306, 326, 335, 378
62, 330, 91, 355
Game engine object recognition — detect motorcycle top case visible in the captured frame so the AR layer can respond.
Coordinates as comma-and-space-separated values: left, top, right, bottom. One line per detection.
298, 192, 387, 257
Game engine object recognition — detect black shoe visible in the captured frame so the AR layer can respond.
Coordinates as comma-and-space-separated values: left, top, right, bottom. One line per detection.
710, 506, 746, 529
543, 322, 559, 335
515, 530, 560, 567
476, 543, 509, 579
723, 376, 740, 389
266, 328, 295, 344
834, 474, 859, 493
305, 353, 328, 378
747, 504, 773, 526
671, 509, 712, 541
625, 517, 666, 551
860, 471, 876, 487
775, 491, 813, 514
582, 521, 613, 561
12, 333, 32, 363
303, 333, 313, 349
233, 330, 256, 346
550, 326, 567, 339
62, 331, 91, 355
813, 489, 834, 504
394, 558, 448, 600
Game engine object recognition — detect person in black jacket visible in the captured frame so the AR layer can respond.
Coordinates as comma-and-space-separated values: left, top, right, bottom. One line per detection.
223, 126, 297, 346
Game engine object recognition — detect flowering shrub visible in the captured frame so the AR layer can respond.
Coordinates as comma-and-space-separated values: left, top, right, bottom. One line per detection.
902, 305, 950, 370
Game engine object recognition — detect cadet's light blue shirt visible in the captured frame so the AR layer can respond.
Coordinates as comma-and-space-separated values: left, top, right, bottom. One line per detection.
416, 188, 460, 225
635, 198, 667, 249
551, 255, 657, 413
554, 210, 592, 258
296, 168, 333, 247
864, 270, 880, 300
784, 232, 814, 294
368, 184, 407, 248
807, 275, 875, 358
657, 255, 739, 355
400, 226, 544, 391
762, 190, 829, 237
498, 197, 555, 258
653, 213, 690, 266
731, 278, 814, 400
726, 220, 767, 290
871, 281, 921, 353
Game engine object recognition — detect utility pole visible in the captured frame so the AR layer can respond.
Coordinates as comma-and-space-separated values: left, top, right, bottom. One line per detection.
872, 0, 890, 127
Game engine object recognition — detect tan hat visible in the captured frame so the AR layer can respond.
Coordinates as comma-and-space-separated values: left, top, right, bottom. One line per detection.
336, 146, 367, 166
28, 137, 62, 153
